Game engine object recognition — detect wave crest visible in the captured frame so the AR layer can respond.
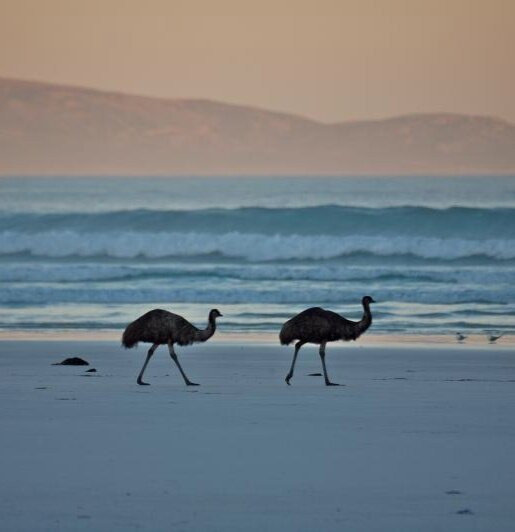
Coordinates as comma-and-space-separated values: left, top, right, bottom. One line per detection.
1, 205, 513, 239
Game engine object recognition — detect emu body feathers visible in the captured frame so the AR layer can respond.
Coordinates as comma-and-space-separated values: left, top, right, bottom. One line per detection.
280, 296, 375, 386
122, 308, 222, 386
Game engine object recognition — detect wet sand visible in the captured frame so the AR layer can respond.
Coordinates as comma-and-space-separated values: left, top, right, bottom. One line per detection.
1, 339, 514, 531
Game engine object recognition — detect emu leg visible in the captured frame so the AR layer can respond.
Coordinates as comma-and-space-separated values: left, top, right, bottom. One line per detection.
137, 343, 158, 385
285, 341, 304, 385
319, 343, 339, 386
168, 343, 199, 386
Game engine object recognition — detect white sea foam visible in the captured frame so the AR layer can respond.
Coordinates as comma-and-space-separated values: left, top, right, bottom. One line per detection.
2, 178, 514, 334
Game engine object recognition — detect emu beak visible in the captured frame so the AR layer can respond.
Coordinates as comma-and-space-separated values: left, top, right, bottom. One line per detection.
370, 298, 376, 303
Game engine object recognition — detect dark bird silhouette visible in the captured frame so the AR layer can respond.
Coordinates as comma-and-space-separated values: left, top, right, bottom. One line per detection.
122, 308, 222, 386
486, 332, 503, 344
279, 296, 375, 386
456, 332, 467, 343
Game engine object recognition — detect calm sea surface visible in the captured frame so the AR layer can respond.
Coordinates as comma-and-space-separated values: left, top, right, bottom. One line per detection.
1, 176, 514, 337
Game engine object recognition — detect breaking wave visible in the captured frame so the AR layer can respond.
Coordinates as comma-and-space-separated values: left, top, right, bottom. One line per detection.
2, 194, 514, 333
1, 205, 512, 262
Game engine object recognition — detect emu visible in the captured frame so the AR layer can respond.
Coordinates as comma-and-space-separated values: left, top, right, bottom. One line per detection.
279, 296, 375, 386
122, 308, 222, 386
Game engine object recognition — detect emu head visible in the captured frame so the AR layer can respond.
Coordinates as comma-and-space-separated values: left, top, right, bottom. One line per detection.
362, 295, 376, 305
209, 309, 223, 320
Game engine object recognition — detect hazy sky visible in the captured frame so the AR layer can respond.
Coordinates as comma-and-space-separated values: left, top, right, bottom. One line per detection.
1, 0, 514, 123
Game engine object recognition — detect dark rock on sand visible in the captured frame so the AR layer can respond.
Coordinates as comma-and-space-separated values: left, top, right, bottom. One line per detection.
53, 357, 89, 366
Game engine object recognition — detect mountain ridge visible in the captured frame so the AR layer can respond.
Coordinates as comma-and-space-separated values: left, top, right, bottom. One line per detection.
1, 77, 514, 176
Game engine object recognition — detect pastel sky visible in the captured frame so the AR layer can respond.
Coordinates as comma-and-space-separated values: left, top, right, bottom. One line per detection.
1, 0, 514, 122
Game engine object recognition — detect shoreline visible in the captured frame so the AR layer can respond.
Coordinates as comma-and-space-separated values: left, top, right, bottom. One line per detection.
0, 329, 513, 347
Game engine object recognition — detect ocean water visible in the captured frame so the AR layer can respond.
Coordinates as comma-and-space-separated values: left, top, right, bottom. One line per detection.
1, 176, 514, 337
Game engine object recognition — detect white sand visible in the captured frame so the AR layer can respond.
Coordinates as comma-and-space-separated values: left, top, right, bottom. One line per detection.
1, 340, 514, 531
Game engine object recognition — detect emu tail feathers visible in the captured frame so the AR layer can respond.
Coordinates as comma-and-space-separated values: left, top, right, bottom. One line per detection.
279, 321, 295, 345
121, 322, 139, 349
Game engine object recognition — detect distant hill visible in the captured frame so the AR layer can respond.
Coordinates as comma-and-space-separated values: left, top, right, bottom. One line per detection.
1, 77, 515, 176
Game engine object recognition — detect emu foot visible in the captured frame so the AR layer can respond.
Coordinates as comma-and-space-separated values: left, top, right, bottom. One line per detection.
325, 381, 340, 386
137, 379, 150, 386
186, 382, 200, 386
285, 375, 292, 385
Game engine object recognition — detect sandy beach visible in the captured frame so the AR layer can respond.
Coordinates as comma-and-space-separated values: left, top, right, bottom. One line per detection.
1, 338, 514, 531
3, 5, 515, 531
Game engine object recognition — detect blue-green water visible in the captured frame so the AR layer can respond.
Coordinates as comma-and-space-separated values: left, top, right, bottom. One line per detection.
1, 176, 514, 335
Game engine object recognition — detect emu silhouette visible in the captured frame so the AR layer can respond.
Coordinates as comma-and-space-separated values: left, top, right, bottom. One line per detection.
279, 296, 375, 386
122, 308, 222, 385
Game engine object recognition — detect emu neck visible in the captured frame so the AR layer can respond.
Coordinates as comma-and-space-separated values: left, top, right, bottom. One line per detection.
358, 301, 373, 335
196, 315, 217, 342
